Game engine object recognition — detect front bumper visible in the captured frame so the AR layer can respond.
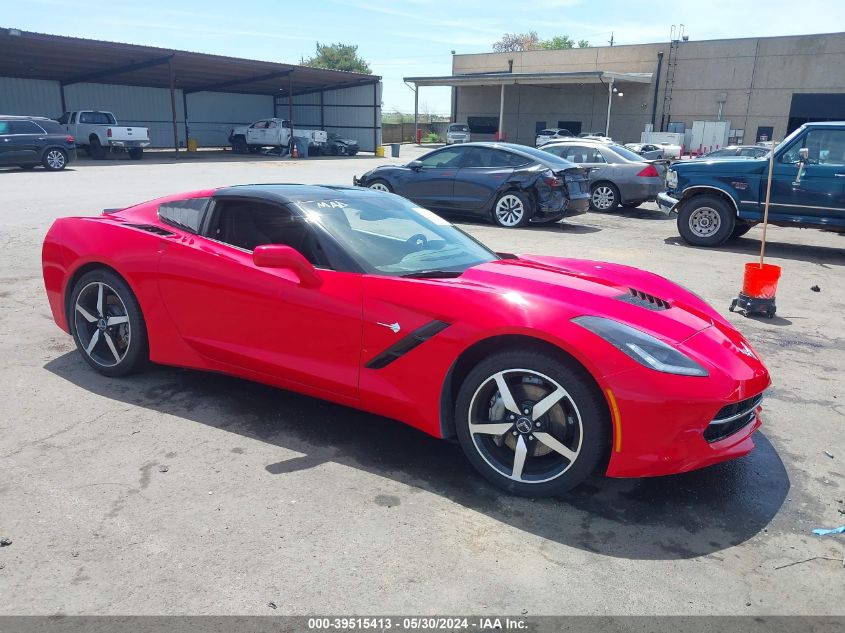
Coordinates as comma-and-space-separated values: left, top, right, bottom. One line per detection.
657, 191, 680, 215
604, 326, 771, 478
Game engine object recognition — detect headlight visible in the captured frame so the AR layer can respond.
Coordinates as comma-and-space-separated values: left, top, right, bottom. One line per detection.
572, 316, 708, 377
666, 169, 678, 189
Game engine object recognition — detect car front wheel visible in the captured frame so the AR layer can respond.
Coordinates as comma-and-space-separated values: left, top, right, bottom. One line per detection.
69, 270, 148, 377
368, 179, 392, 192
677, 194, 736, 246
455, 349, 609, 496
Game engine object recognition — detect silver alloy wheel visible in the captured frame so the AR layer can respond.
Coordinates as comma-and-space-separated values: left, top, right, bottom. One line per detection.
494, 194, 525, 227
46, 150, 66, 170
467, 368, 583, 484
369, 182, 390, 192
591, 185, 616, 210
73, 282, 131, 368
688, 206, 721, 238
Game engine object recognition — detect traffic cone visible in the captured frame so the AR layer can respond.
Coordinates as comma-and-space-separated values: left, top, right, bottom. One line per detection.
292, 143, 299, 159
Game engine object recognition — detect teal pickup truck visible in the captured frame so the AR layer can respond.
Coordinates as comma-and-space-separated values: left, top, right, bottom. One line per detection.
658, 121, 845, 246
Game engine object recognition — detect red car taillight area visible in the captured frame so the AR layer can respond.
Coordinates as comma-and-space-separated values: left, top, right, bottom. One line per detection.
636, 164, 660, 178
107, 128, 112, 137
543, 175, 564, 188
66, 135, 74, 143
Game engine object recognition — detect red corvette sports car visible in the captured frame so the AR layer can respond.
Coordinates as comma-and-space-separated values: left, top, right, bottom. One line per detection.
42, 184, 771, 496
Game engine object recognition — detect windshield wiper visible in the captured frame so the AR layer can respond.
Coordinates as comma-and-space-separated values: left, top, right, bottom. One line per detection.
400, 270, 464, 279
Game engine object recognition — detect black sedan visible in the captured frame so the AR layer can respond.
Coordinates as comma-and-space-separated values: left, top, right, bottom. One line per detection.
353, 142, 590, 228
0, 115, 76, 171
324, 132, 359, 156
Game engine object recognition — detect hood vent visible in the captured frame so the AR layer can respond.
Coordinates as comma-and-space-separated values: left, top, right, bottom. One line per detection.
617, 287, 671, 311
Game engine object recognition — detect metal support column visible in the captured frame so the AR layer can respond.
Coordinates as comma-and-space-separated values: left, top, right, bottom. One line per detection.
414, 84, 419, 144
498, 83, 506, 140
319, 90, 324, 129
182, 91, 190, 143
373, 82, 378, 153
169, 58, 179, 153
288, 71, 294, 149
605, 77, 614, 138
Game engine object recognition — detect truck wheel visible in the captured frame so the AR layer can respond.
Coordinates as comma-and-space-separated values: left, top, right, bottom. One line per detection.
231, 136, 248, 154
89, 136, 106, 160
128, 148, 143, 160
677, 194, 736, 247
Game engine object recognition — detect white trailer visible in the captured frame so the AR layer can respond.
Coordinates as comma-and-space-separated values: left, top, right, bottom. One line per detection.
689, 121, 731, 156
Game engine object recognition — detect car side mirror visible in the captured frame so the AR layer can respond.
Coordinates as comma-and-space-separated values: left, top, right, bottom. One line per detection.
408, 160, 423, 171
798, 147, 809, 161
794, 147, 810, 185
253, 244, 322, 288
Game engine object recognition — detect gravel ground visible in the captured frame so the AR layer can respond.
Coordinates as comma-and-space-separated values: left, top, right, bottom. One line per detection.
0, 148, 843, 615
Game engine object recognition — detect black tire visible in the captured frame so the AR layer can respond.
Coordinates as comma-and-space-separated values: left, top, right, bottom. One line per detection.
247, 145, 261, 154
231, 136, 248, 154
730, 222, 755, 239
492, 191, 532, 228
677, 194, 736, 247
42, 148, 68, 171
89, 136, 106, 160
367, 178, 393, 193
455, 349, 609, 497
590, 182, 620, 211
68, 269, 148, 377
128, 148, 143, 160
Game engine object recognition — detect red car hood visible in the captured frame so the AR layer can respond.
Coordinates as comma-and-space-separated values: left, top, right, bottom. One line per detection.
452, 255, 726, 345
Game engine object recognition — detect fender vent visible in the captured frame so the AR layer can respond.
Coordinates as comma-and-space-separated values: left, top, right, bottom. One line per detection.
125, 223, 176, 237
617, 288, 671, 311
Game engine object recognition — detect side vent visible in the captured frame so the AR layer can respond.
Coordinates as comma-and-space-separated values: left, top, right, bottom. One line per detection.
617, 287, 671, 311
125, 223, 176, 237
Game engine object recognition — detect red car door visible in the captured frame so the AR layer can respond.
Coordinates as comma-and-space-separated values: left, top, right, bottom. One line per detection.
156, 215, 362, 401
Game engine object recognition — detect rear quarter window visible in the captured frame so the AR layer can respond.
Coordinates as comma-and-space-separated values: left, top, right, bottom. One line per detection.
158, 198, 209, 233
37, 121, 66, 134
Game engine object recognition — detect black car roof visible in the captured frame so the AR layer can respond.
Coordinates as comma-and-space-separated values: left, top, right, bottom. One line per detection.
213, 184, 379, 204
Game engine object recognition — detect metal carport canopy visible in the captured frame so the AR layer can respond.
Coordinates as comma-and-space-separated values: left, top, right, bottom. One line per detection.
403, 71, 653, 141
0, 28, 380, 150
403, 71, 653, 87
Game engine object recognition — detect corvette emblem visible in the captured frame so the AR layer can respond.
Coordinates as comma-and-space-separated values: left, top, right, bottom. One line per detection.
377, 321, 401, 334
737, 341, 756, 359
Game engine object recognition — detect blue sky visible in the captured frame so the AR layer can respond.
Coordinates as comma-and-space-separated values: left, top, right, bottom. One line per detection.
8, 0, 845, 114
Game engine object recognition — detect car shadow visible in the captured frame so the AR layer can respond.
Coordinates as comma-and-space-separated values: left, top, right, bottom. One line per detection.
591, 206, 673, 221
450, 216, 602, 234
44, 352, 790, 561
664, 236, 845, 266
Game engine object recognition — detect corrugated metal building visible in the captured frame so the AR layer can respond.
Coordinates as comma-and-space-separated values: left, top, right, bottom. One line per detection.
0, 29, 383, 151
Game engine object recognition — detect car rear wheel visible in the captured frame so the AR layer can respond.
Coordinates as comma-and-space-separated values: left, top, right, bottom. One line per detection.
368, 179, 392, 192
455, 349, 609, 496
677, 194, 736, 247
89, 137, 106, 160
590, 182, 619, 211
69, 270, 148, 377
128, 148, 143, 160
492, 191, 531, 228
42, 148, 68, 171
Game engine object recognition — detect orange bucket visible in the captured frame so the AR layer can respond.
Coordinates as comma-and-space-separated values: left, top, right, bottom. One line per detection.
742, 262, 781, 299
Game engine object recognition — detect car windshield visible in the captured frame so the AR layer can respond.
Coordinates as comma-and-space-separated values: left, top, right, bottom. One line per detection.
449, 125, 469, 132
295, 194, 498, 276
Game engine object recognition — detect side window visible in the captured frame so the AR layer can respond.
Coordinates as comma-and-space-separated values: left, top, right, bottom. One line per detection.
9, 120, 43, 134
70, 112, 77, 124
79, 112, 92, 124
37, 121, 65, 134
806, 129, 845, 166
587, 148, 608, 163
0, 121, 9, 134
158, 197, 209, 234
252, 121, 267, 129
418, 148, 465, 168
209, 200, 326, 266
267, 121, 277, 129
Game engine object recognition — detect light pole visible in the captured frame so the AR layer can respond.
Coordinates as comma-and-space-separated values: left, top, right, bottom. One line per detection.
605, 77, 614, 137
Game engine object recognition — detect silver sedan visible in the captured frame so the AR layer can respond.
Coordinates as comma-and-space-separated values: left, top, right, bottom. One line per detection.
541, 140, 666, 211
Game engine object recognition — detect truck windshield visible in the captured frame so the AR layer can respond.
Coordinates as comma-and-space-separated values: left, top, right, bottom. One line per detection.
295, 194, 497, 276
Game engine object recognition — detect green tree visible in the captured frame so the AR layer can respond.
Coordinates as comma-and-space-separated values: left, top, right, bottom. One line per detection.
538, 35, 590, 50
303, 42, 372, 74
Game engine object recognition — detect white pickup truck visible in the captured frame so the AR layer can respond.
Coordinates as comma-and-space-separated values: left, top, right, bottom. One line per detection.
229, 118, 328, 155
58, 111, 150, 160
